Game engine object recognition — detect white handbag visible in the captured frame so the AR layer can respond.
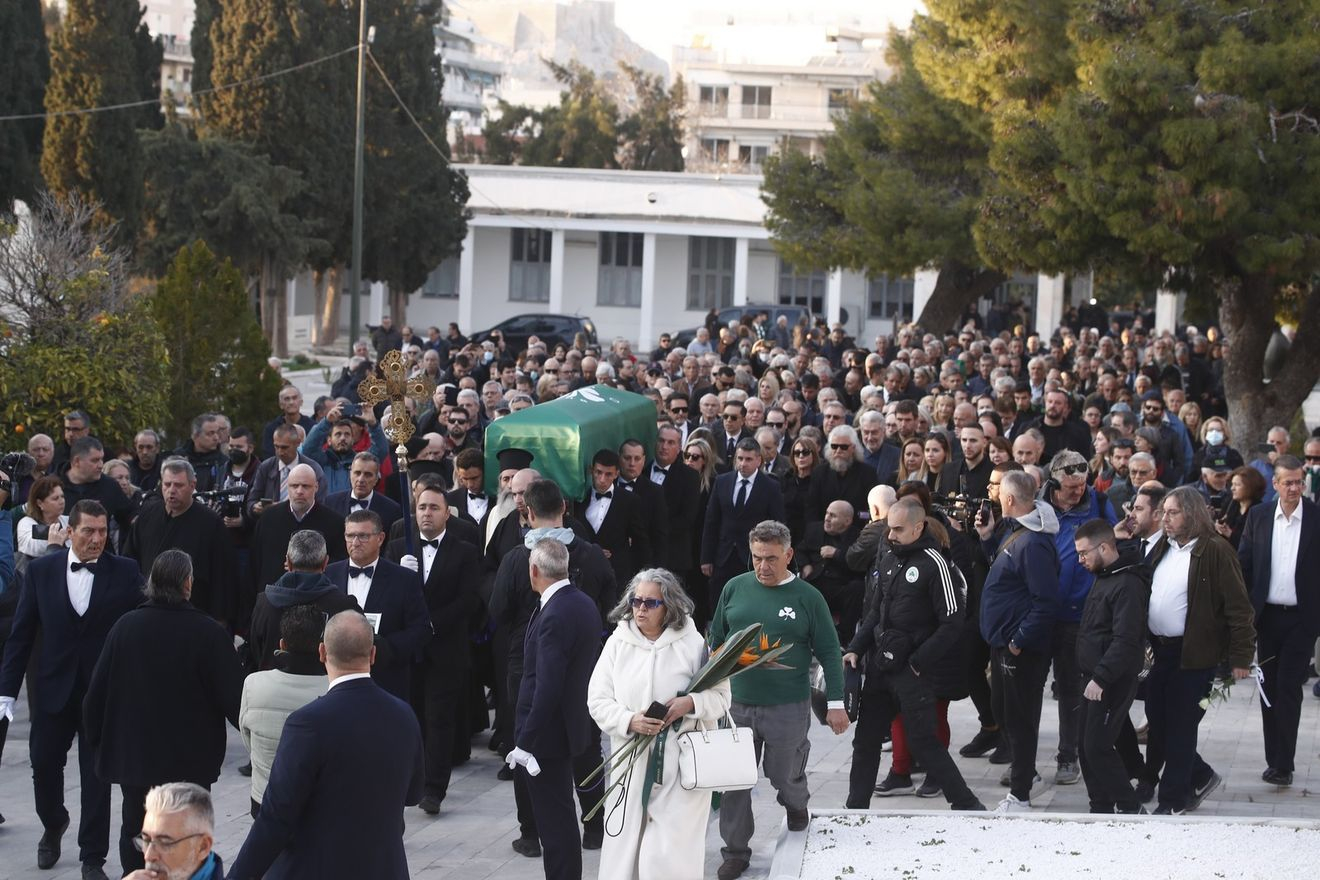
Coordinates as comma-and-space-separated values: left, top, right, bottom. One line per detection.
673, 711, 758, 792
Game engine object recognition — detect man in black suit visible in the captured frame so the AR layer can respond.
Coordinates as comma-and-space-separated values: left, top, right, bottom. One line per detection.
323, 451, 401, 534
1238, 455, 1320, 786
665, 393, 698, 445
247, 464, 348, 625
650, 423, 701, 581
490, 480, 613, 857
573, 450, 651, 588
709, 400, 753, 472
446, 447, 492, 531
326, 510, 431, 702
701, 438, 787, 606
228, 611, 424, 879
616, 439, 670, 560
0, 500, 144, 878
386, 486, 481, 814
806, 426, 879, 523
507, 538, 603, 880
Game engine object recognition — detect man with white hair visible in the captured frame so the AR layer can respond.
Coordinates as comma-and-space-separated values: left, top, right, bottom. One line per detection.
123, 783, 220, 880
806, 425, 878, 522
857, 411, 900, 486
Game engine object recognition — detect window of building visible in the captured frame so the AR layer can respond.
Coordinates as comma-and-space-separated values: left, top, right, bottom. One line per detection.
741, 85, 772, 119
827, 88, 856, 114
777, 258, 825, 314
866, 274, 914, 320
700, 138, 731, 162
687, 237, 735, 310
509, 228, 552, 302
598, 232, 644, 307
738, 144, 769, 169
699, 85, 729, 116
422, 256, 460, 298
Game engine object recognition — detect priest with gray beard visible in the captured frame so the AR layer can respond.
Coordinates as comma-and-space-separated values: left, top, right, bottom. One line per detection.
806, 425, 879, 523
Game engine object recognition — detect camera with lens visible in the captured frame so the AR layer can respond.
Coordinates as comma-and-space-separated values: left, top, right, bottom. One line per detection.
196, 484, 249, 519
932, 492, 992, 530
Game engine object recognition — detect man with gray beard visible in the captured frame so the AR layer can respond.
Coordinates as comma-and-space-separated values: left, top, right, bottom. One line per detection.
806, 425, 878, 522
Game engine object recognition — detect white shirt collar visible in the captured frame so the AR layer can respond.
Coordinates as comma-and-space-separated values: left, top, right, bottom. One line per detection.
349, 556, 379, 574
1167, 536, 1198, 552
1275, 501, 1303, 524
327, 672, 373, 691
736, 470, 758, 489
540, 578, 572, 608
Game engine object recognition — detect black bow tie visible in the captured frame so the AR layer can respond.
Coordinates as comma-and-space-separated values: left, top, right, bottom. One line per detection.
596, 490, 613, 500
619, 480, 635, 491
468, 492, 485, 501
348, 565, 375, 578
350, 499, 369, 511
71, 560, 98, 573
653, 465, 667, 474
422, 539, 440, 549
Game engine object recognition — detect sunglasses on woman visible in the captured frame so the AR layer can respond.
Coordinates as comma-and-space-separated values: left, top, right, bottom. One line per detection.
683, 451, 704, 461
792, 449, 811, 457
630, 597, 665, 609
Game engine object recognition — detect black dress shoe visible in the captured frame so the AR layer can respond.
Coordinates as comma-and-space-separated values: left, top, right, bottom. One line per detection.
987, 744, 1012, 764
238, 761, 252, 777
37, 819, 69, 869
717, 857, 750, 880
1262, 768, 1293, 786
959, 727, 1001, 758
418, 794, 441, 815
785, 806, 810, 832
511, 836, 542, 858
582, 823, 604, 850
1134, 780, 1156, 804
81, 863, 109, 880
497, 764, 515, 781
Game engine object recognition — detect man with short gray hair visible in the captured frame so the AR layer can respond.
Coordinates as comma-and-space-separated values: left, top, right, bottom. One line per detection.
248, 530, 356, 673
247, 465, 347, 622
123, 783, 220, 880
123, 459, 238, 624
708, 520, 849, 880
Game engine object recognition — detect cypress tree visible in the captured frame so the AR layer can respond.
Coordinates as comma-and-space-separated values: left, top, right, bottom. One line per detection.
0, 0, 50, 215
40, 0, 148, 244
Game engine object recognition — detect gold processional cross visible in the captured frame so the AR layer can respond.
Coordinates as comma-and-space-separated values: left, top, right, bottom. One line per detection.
357, 350, 434, 468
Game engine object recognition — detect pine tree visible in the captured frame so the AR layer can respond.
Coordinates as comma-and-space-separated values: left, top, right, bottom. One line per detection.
40, 0, 146, 243
522, 61, 621, 168
0, 0, 50, 215
617, 64, 686, 171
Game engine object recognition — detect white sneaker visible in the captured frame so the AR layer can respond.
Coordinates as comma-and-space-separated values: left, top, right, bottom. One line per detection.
994, 794, 1031, 814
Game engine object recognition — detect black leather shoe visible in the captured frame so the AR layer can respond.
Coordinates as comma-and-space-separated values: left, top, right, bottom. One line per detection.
497, 764, 515, 781
959, 727, 1001, 758
1134, 780, 1156, 804
418, 794, 441, 815
581, 823, 603, 850
785, 806, 809, 832
987, 744, 1012, 764
511, 836, 542, 858
1262, 768, 1293, 786
717, 857, 750, 880
80, 863, 109, 880
37, 819, 68, 869
238, 761, 252, 777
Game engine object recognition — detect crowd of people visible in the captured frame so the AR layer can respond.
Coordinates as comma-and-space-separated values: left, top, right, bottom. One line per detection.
0, 304, 1317, 880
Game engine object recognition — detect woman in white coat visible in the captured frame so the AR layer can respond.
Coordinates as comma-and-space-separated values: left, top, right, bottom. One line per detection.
588, 568, 731, 880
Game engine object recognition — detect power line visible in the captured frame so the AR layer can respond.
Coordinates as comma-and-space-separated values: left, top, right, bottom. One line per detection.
0, 44, 361, 123
366, 49, 541, 230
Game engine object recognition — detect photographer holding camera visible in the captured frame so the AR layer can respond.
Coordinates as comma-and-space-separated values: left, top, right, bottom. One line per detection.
122, 459, 240, 627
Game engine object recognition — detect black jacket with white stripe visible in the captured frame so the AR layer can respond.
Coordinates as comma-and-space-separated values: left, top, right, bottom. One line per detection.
847, 531, 967, 695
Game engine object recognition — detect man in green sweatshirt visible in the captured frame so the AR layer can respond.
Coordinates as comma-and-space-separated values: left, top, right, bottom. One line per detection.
708, 519, 849, 880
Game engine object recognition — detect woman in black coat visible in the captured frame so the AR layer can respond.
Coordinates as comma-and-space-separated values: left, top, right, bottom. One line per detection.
783, 437, 822, 547
82, 550, 245, 874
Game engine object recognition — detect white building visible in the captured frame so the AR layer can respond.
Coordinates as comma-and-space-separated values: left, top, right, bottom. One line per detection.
675, 28, 889, 173
284, 164, 1130, 356
438, 15, 504, 138
141, 0, 195, 113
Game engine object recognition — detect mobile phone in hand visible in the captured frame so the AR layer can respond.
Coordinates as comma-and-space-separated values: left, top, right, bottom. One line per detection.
643, 701, 668, 720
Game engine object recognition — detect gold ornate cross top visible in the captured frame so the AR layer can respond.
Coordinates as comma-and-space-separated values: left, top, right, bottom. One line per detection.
358, 350, 432, 446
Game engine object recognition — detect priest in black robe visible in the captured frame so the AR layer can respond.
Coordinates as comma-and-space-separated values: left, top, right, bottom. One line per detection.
122, 460, 239, 626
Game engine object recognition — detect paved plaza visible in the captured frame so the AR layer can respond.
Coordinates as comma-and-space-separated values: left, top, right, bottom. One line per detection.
1, 669, 1318, 879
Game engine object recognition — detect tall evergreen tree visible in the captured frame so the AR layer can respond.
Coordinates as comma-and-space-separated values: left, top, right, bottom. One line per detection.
360, 0, 470, 307
0, 0, 50, 215
522, 61, 621, 168
189, 0, 220, 94
40, 0, 146, 243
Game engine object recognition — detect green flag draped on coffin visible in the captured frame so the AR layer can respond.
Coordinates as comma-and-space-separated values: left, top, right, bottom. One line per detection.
483, 386, 657, 500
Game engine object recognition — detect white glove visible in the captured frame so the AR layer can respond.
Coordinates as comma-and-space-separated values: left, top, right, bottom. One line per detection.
0, 696, 15, 722
505, 747, 541, 777
400, 554, 418, 572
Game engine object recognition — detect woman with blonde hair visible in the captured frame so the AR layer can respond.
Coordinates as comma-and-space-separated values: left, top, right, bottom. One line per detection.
897, 436, 928, 485
587, 569, 731, 880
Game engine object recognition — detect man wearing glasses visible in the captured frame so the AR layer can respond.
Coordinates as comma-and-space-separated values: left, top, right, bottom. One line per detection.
1238, 455, 1320, 788
712, 402, 753, 472
125, 783, 221, 880
1041, 450, 1119, 788
666, 393, 696, 443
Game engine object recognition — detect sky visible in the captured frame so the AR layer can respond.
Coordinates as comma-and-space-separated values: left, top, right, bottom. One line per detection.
611, 0, 928, 61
